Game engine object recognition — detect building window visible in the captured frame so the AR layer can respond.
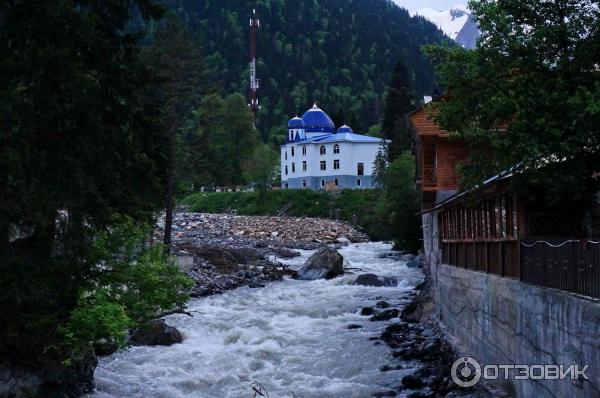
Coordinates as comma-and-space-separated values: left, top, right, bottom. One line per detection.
302, 161, 307, 171
285, 165, 288, 175
302, 180, 306, 188
292, 162, 295, 173
320, 145, 326, 155
321, 179, 325, 187
333, 159, 340, 170
285, 183, 288, 189
357, 163, 364, 176
334, 178, 338, 186
302, 146, 307, 155
357, 179, 361, 187
333, 144, 340, 154
320, 161, 326, 171
285, 151, 287, 160
291, 146, 295, 156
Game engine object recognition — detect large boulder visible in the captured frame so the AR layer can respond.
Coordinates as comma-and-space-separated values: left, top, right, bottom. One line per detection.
296, 247, 344, 280
352, 273, 397, 287
129, 320, 182, 346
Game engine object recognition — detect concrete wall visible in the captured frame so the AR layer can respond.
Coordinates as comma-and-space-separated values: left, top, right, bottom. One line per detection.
283, 175, 374, 190
422, 213, 600, 397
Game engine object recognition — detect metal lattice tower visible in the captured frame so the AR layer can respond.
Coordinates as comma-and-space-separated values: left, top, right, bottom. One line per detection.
248, 9, 260, 114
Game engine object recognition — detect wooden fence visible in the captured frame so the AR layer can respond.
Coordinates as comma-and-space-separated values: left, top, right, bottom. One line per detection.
437, 192, 600, 298
520, 240, 600, 298
439, 193, 521, 278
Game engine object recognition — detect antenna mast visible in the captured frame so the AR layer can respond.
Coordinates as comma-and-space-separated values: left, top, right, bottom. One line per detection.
249, 9, 260, 114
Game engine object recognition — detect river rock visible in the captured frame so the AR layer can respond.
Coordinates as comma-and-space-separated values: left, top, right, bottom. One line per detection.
400, 253, 416, 262
94, 338, 118, 356
0, 351, 97, 398
372, 390, 398, 397
360, 307, 375, 316
401, 300, 424, 323
370, 309, 400, 321
402, 374, 425, 389
296, 247, 344, 280
352, 273, 397, 287
129, 320, 182, 346
406, 392, 429, 398
406, 255, 423, 268
376, 300, 392, 308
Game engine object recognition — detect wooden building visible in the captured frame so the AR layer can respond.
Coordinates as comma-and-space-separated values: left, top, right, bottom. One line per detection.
410, 100, 600, 298
409, 105, 470, 210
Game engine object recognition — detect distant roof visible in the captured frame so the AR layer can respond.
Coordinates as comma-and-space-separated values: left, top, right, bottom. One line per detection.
310, 132, 385, 143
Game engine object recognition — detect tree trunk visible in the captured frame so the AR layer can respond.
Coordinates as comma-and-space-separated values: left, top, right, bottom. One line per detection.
163, 121, 177, 251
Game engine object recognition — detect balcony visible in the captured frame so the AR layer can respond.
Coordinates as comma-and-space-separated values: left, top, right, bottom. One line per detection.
423, 165, 437, 188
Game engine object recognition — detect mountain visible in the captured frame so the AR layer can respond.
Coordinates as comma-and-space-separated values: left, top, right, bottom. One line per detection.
455, 14, 480, 49
156, 0, 453, 143
411, 5, 479, 49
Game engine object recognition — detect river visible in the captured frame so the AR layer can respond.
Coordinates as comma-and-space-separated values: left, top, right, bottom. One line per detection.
92, 242, 424, 398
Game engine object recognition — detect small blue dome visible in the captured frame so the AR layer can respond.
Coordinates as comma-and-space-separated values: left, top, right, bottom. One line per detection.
288, 116, 304, 128
301, 103, 335, 133
337, 124, 353, 134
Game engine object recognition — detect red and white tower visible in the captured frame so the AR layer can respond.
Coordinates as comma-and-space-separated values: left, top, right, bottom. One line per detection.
249, 9, 260, 114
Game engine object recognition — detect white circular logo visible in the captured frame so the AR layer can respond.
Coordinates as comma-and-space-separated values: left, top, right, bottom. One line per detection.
451, 356, 482, 388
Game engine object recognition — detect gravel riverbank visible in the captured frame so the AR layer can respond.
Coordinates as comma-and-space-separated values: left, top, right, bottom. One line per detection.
156, 212, 369, 297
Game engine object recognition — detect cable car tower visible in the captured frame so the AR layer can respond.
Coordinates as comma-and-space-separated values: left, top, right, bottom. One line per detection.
248, 9, 260, 115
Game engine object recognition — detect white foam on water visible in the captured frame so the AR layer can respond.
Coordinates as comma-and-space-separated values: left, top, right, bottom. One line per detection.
92, 242, 424, 398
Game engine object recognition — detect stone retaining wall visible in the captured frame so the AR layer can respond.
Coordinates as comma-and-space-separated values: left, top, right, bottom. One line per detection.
422, 214, 600, 397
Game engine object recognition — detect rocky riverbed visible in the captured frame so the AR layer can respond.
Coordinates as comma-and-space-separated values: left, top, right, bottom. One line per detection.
90, 213, 489, 398
157, 212, 369, 297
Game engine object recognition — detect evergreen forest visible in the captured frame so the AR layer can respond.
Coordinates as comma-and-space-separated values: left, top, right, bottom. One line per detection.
157, 0, 451, 144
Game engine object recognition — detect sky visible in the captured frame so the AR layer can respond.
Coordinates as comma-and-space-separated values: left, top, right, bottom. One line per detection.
392, 0, 468, 13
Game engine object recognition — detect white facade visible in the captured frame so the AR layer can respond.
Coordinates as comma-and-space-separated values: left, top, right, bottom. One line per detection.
280, 105, 386, 190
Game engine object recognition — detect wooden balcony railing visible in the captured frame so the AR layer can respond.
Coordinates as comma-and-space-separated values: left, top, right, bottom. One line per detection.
423, 166, 437, 187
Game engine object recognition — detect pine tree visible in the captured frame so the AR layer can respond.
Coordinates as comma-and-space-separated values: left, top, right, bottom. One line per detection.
381, 61, 415, 159
182, 93, 258, 187
141, 14, 205, 249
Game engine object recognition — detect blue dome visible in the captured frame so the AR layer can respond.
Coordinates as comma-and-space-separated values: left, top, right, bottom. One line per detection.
288, 116, 304, 128
301, 103, 335, 133
337, 124, 353, 134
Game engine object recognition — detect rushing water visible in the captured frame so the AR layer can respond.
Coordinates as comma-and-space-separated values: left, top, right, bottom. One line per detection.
92, 242, 424, 398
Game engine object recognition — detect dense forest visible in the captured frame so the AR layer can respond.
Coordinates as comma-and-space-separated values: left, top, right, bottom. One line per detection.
157, 0, 452, 143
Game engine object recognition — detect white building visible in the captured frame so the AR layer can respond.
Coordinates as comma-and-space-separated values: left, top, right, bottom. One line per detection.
280, 104, 387, 190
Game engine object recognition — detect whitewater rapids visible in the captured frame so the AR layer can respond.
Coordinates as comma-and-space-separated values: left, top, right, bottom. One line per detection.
92, 242, 424, 398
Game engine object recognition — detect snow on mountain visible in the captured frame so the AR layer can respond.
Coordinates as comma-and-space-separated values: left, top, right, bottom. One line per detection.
404, 4, 479, 49
412, 4, 470, 40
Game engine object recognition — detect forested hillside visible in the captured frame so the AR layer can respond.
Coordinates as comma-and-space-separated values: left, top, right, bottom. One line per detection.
159, 0, 451, 143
